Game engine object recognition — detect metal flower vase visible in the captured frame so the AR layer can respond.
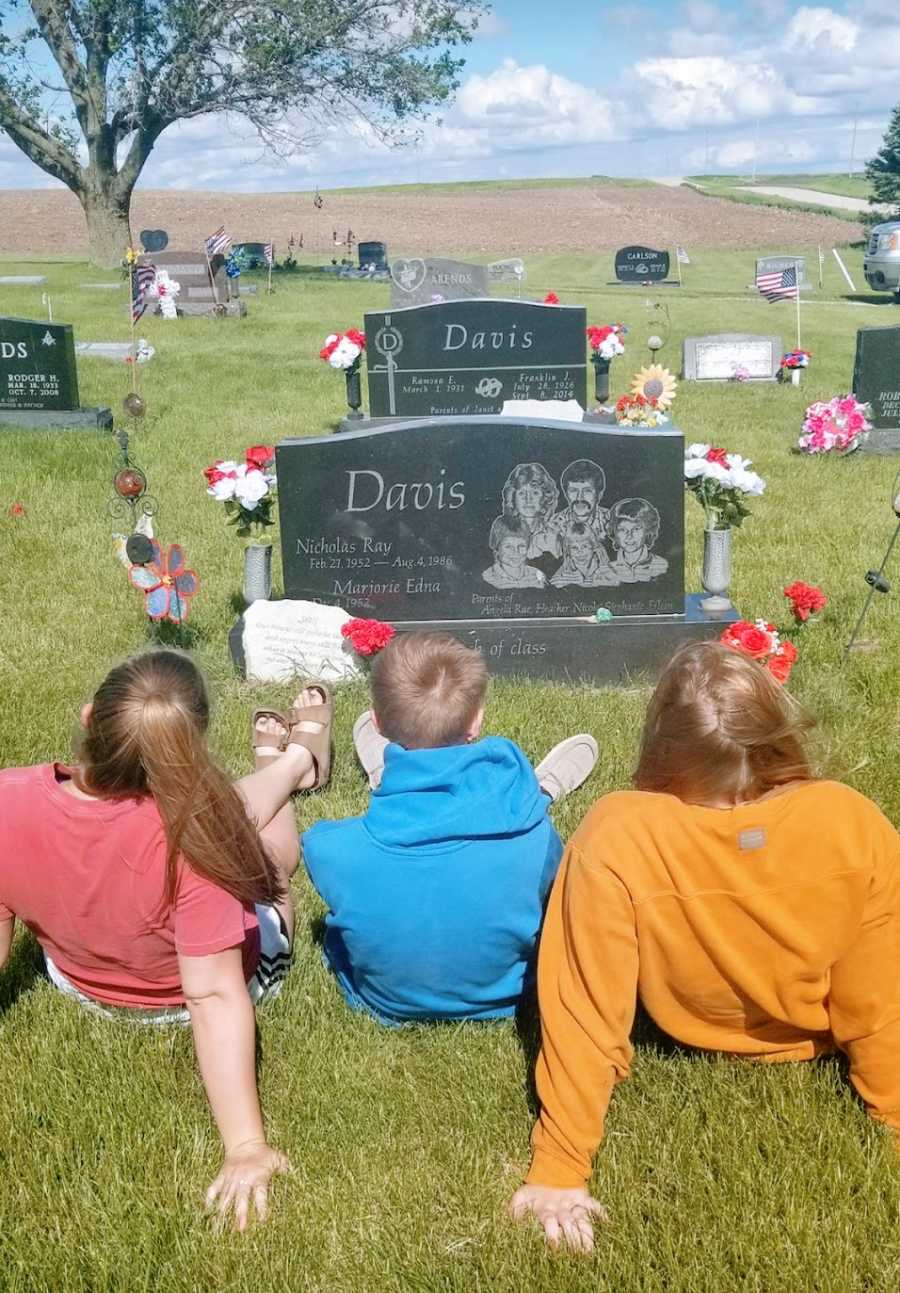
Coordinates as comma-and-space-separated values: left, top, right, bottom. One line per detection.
243, 543, 272, 605
345, 362, 363, 419
591, 354, 611, 402
700, 527, 733, 613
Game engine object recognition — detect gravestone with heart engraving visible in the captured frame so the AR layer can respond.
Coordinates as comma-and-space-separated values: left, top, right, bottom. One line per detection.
364, 298, 587, 418
390, 257, 489, 307
0, 315, 111, 429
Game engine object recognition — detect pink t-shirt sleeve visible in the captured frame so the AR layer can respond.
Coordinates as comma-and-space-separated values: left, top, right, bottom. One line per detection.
0, 898, 12, 922
173, 861, 257, 958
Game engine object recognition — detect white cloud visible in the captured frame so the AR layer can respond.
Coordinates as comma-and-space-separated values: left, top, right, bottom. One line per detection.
457, 59, 618, 144
782, 6, 859, 54
633, 55, 816, 130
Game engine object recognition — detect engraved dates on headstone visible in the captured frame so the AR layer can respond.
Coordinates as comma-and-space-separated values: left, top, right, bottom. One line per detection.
276, 417, 684, 622
853, 326, 900, 427
683, 333, 782, 382
614, 246, 670, 283
364, 300, 587, 417
390, 257, 489, 307
0, 316, 79, 411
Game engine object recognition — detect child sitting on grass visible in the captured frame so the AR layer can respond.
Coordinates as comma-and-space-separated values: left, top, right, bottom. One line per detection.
301, 631, 597, 1024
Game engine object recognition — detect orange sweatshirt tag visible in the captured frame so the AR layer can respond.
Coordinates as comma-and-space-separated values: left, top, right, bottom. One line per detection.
739, 828, 766, 851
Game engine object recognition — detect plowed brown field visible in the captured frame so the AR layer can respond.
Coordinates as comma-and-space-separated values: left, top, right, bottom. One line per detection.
0, 183, 860, 256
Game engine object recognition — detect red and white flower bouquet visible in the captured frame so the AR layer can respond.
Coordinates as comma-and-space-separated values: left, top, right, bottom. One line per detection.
203, 445, 277, 540
320, 328, 366, 370
720, 620, 798, 684
684, 443, 765, 529
586, 323, 626, 361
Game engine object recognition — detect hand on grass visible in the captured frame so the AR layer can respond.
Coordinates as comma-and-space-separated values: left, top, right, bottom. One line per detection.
205, 1139, 291, 1232
509, 1184, 609, 1253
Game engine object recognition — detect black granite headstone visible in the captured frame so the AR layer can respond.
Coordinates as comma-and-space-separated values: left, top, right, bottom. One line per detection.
277, 416, 683, 621
364, 300, 587, 417
233, 241, 268, 268
614, 246, 670, 283
853, 326, 900, 427
139, 229, 169, 253
0, 316, 78, 410
359, 241, 388, 271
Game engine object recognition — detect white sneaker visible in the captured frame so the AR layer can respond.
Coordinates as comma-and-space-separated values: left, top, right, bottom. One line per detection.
534, 734, 599, 803
353, 710, 389, 790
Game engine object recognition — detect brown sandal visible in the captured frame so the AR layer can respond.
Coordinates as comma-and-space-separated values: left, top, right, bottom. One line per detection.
285, 683, 333, 790
251, 708, 290, 752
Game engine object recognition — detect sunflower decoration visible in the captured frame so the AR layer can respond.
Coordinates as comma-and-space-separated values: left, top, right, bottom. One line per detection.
630, 364, 677, 409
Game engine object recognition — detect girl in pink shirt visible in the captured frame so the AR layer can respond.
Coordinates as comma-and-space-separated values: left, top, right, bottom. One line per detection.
0, 649, 332, 1231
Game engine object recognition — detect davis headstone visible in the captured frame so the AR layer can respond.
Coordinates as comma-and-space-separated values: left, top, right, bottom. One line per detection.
364, 299, 587, 417
390, 257, 489, 308
0, 316, 111, 429
614, 246, 670, 284
140, 229, 169, 253
277, 416, 683, 621
853, 325, 900, 453
359, 241, 388, 272
755, 255, 810, 291
683, 333, 781, 382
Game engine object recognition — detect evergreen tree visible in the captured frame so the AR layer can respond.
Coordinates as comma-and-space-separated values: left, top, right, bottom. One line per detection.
866, 104, 900, 215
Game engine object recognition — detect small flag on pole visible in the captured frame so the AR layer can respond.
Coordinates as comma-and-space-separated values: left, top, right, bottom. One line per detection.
756, 264, 799, 302
205, 225, 231, 257
264, 242, 275, 266
131, 264, 156, 323
676, 245, 690, 264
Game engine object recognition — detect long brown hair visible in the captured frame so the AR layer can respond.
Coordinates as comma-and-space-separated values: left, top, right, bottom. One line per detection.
76, 650, 283, 907
634, 642, 815, 805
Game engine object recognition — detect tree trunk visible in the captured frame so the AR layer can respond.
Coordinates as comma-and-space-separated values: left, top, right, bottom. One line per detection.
81, 186, 133, 268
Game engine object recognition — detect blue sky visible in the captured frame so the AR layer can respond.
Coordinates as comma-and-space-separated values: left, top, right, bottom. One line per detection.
0, 1, 896, 191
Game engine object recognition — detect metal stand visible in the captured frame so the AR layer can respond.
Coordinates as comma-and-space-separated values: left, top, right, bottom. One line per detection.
844, 519, 900, 657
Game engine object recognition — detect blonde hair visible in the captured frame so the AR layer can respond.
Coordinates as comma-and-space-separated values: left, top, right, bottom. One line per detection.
76, 650, 283, 907
371, 631, 488, 749
634, 642, 815, 805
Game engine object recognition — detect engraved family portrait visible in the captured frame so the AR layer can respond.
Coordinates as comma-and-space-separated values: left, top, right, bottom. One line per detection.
481, 459, 668, 591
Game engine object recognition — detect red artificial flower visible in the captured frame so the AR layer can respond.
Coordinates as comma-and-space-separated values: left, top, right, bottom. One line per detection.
203, 465, 226, 486
767, 647, 797, 684
345, 328, 367, 350
705, 447, 729, 466
340, 617, 396, 657
245, 444, 275, 471
9, 502, 25, 517
544, 292, 560, 305
783, 580, 827, 623
722, 620, 773, 660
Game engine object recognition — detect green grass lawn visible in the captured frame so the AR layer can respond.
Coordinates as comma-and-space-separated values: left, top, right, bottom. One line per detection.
1, 250, 900, 1291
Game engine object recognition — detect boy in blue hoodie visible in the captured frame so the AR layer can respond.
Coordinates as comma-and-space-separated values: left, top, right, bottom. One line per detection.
301, 631, 598, 1024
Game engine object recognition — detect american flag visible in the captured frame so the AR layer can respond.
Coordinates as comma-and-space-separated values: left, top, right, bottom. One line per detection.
205, 224, 231, 257
676, 245, 690, 264
756, 264, 799, 302
131, 263, 156, 323
264, 242, 274, 266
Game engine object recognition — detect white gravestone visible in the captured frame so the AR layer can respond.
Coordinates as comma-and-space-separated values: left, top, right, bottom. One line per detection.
242, 599, 363, 684
683, 333, 781, 382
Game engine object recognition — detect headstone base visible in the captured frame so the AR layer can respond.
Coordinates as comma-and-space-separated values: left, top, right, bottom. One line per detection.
155, 300, 246, 318
0, 406, 113, 430
860, 429, 900, 455
230, 595, 737, 685
607, 280, 681, 287
337, 410, 616, 434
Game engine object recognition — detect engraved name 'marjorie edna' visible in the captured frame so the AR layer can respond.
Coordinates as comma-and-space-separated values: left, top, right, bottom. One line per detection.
442, 324, 533, 352
344, 467, 466, 513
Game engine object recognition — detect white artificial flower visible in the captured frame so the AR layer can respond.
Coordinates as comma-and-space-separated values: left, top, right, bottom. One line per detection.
209, 477, 237, 501
684, 458, 709, 479
217, 460, 239, 474
686, 443, 710, 458
234, 470, 269, 509
701, 459, 729, 483
730, 466, 766, 495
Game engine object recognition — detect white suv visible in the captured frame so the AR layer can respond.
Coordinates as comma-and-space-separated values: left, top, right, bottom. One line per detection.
864, 220, 900, 299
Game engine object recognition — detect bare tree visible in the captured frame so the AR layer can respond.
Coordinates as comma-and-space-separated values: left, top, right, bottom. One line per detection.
0, 0, 484, 264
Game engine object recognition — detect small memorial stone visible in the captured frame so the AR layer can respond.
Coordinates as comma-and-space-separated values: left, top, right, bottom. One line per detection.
0, 275, 46, 285
140, 229, 169, 253
487, 258, 526, 284
359, 241, 388, 272
232, 242, 268, 268
0, 315, 111, 429
683, 333, 781, 382
614, 246, 670, 284
755, 255, 810, 291
390, 257, 489, 307
364, 299, 587, 417
853, 326, 900, 453
241, 598, 362, 683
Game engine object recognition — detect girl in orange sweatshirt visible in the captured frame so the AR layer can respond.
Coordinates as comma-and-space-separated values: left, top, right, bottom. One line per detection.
510, 641, 900, 1251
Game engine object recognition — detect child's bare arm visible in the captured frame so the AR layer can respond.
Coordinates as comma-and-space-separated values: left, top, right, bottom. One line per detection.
0, 917, 13, 972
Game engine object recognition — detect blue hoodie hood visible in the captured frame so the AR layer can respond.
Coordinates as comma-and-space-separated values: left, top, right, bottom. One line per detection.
364, 736, 548, 850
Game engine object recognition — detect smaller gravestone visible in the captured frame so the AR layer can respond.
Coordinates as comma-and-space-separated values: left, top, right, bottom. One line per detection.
359, 241, 388, 272
0, 316, 111, 429
364, 298, 587, 418
238, 599, 362, 683
853, 325, 900, 454
390, 257, 489, 307
139, 251, 245, 317
614, 246, 670, 284
487, 258, 526, 284
683, 333, 781, 382
755, 255, 810, 292
140, 229, 169, 253
232, 242, 268, 268
80, 282, 121, 291
0, 275, 46, 285
75, 340, 155, 363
